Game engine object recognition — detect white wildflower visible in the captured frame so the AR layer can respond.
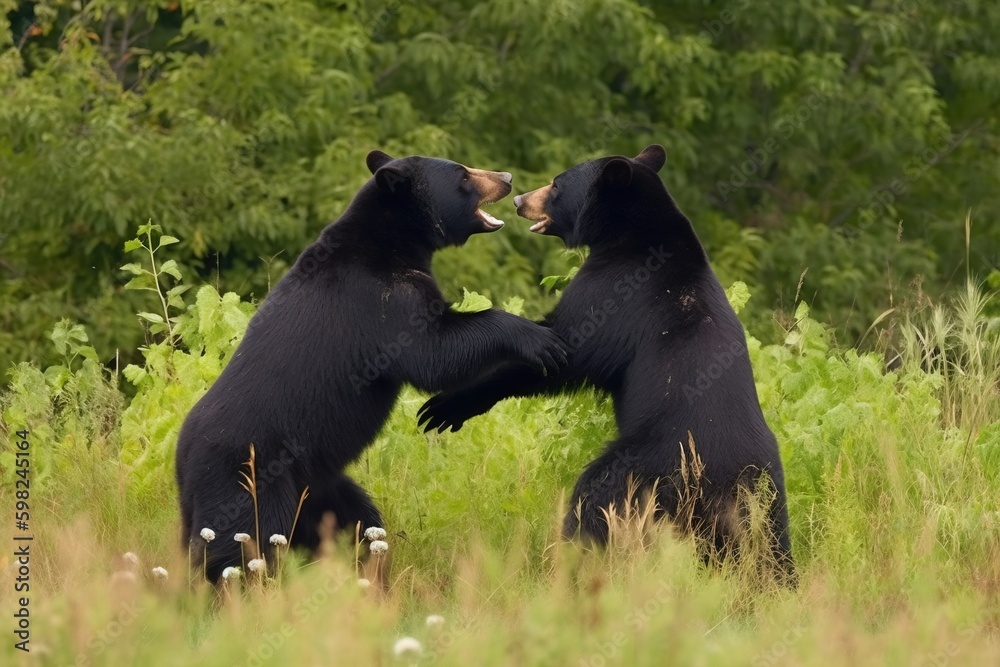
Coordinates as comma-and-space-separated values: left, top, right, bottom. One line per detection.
199, 528, 216, 542
393, 637, 422, 657
222, 567, 242, 580
364, 526, 387, 541
357, 578, 371, 589
151, 566, 169, 579
247, 558, 266, 573
425, 614, 445, 627
122, 551, 140, 567
234, 533, 251, 543
269, 534, 288, 546
369, 540, 389, 555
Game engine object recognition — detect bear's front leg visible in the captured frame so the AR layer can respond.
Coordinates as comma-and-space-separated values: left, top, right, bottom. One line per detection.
396, 309, 568, 393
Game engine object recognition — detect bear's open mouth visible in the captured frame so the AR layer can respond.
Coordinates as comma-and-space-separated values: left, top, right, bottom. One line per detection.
528, 216, 551, 233
476, 208, 505, 231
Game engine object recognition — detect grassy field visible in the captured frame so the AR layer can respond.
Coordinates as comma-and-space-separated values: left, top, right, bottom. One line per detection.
2, 259, 999, 665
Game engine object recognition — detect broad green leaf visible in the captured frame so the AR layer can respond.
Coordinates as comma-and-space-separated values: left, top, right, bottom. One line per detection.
119, 263, 145, 276
452, 288, 493, 313
159, 259, 182, 280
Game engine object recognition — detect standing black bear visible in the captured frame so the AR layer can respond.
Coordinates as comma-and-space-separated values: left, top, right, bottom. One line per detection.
176, 150, 567, 581
418, 145, 794, 581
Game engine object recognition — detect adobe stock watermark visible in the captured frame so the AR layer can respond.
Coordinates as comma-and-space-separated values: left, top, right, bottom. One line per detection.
71, 599, 142, 667
698, 0, 750, 43
876, 0, 926, 44
918, 608, 991, 667
578, 579, 674, 667
750, 622, 807, 667
344, 0, 403, 55
715, 85, 830, 202
841, 129, 970, 239
347, 297, 452, 394
441, 70, 502, 130
564, 245, 673, 351
194, 437, 310, 543
244, 570, 349, 667
583, 116, 631, 156
680, 339, 746, 404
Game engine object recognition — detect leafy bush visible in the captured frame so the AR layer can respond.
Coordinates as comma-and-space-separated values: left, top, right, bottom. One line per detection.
2, 219, 999, 661
3, 0, 1000, 373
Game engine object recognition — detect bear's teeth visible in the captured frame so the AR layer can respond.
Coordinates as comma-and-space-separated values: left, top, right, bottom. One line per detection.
529, 221, 547, 232
478, 209, 504, 228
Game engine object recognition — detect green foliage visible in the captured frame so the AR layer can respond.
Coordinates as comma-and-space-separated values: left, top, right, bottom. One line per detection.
0, 320, 122, 503
121, 222, 189, 344
450, 288, 492, 313
3, 0, 999, 374
1, 272, 998, 663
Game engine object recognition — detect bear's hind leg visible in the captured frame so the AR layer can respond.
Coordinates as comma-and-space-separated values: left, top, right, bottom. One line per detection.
295, 473, 384, 551
563, 441, 660, 545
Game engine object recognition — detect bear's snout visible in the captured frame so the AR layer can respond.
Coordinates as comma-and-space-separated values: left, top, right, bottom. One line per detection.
467, 168, 514, 206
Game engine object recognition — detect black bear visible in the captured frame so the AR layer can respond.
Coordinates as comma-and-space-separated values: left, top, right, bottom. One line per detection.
176, 150, 568, 581
418, 145, 794, 581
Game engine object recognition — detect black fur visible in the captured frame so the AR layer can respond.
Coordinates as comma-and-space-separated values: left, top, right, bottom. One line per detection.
176, 151, 567, 581
418, 145, 794, 582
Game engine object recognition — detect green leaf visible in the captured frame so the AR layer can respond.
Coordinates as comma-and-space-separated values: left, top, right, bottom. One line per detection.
452, 288, 493, 313
726, 281, 751, 314
125, 276, 157, 291
43, 365, 71, 392
167, 284, 192, 297
122, 363, 147, 386
502, 296, 525, 316
138, 312, 165, 324
66, 323, 89, 343
49, 325, 69, 356
158, 235, 180, 247
123, 239, 144, 253
159, 259, 182, 280
119, 263, 145, 276
540, 275, 571, 293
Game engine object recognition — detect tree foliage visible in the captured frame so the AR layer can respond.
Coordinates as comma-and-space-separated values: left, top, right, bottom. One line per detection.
2, 0, 999, 373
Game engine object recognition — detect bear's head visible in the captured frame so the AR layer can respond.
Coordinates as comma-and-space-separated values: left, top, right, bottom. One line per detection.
365, 150, 513, 248
512, 145, 668, 248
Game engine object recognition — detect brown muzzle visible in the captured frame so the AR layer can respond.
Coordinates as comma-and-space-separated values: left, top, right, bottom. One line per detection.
467, 168, 513, 205
513, 184, 553, 233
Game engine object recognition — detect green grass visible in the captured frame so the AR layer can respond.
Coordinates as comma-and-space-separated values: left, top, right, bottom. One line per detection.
1, 276, 999, 666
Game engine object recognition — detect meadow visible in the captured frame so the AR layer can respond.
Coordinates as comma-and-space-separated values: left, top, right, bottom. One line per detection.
4, 1, 1000, 664
2, 224, 998, 666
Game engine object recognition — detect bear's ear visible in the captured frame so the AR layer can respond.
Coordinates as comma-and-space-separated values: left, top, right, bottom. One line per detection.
633, 144, 666, 172
366, 150, 395, 174
600, 158, 633, 189
373, 165, 410, 194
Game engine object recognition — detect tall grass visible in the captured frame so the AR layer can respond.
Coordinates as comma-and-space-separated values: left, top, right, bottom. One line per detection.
1, 271, 999, 664
881, 213, 1000, 436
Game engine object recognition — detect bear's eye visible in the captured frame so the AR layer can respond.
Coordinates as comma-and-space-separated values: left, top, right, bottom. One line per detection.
462, 173, 470, 182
